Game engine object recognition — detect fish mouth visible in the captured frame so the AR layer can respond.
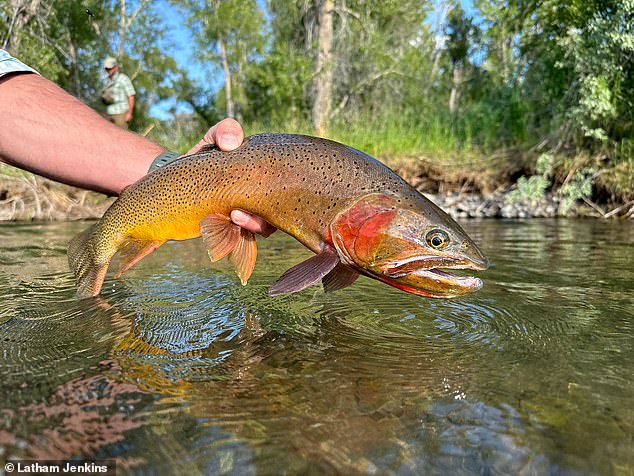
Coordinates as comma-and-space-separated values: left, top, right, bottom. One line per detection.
376, 261, 485, 298
410, 267, 483, 294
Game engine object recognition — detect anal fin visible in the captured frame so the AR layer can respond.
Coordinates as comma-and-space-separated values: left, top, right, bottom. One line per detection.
115, 239, 165, 278
269, 245, 340, 296
322, 264, 360, 293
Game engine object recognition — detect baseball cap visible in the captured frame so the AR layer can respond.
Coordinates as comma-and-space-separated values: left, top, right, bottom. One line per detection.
104, 57, 117, 69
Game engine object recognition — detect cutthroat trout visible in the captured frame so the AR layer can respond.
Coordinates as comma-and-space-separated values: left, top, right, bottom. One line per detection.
68, 134, 488, 298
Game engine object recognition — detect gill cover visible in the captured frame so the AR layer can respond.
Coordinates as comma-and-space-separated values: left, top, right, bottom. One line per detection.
330, 193, 399, 267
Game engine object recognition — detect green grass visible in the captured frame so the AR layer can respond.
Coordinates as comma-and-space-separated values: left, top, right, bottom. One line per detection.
329, 115, 459, 159
0, 164, 34, 178
151, 104, 517, 161
244, 112, 485, 164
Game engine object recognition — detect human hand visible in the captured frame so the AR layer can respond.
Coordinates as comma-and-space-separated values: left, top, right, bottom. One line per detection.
185, 117, 244, 155
188, 118, 276, 237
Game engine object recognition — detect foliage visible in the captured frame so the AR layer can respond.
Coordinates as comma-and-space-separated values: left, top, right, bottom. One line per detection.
559, 168, 595, 214
175, 0, 264, 120
506, 154, 554, 205
242, 41, 312, 127
512, 0, 633, 145
505, 153, 595, 212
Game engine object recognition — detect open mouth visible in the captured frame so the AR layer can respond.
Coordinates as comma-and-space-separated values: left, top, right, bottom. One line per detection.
413, 267, 483, 290
378, 262, 485, 298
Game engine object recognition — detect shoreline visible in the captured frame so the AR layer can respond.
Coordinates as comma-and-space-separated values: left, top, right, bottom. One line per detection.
0, 173, 113, 222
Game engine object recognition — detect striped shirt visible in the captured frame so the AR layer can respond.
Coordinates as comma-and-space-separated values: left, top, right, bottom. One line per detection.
0, 49, 38, 77
105, 72, 135, 115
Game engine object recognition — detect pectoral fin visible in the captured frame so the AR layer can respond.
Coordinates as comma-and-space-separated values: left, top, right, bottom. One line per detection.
200, 213, 258, 285
269, 245, 340, 295
229, 229, 257, 285
115, 239, 165, 278
200, 213, 241, 262
322, 264, 360, 293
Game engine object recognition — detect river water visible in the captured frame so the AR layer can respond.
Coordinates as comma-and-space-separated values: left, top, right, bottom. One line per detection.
0, 219, 632, 475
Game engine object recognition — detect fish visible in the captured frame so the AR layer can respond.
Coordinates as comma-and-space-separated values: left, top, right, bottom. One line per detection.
68, 133, 488, 299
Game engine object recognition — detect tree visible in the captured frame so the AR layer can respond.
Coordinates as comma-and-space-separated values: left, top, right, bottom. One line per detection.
445, 4, 480, 114
2, 0, 41, 53
510, 0, 633, 146
261, 0, 433, 132
1, 0, 104, 90
115, 0, 151, 58
312, 0, 334, 136
178, 0, 264, 120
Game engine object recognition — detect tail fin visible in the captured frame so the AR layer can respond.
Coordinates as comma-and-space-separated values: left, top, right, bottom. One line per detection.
68, 224, 111, 298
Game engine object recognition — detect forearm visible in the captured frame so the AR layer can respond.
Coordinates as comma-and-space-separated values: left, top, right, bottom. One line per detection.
0, 73, 162, 195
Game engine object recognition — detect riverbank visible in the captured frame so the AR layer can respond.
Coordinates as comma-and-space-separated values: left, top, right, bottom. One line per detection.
0, 170, 112, 221
426, 192, 632, 219
0, 164, 632, 222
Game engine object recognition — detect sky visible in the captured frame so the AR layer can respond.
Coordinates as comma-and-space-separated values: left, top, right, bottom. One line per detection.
158, 1, 213, 84
149, 0, 203, 119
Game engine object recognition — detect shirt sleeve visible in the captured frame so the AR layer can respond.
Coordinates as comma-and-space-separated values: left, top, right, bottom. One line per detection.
120, 74, 135, 96
0, 49, 38, 78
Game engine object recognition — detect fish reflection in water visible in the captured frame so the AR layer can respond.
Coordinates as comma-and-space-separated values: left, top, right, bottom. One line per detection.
1, 273, 464, 470
1, 220, 633, 474
2, 284, 545, 475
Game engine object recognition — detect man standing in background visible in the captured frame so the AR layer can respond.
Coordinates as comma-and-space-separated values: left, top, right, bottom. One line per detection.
101, 57, 135, 129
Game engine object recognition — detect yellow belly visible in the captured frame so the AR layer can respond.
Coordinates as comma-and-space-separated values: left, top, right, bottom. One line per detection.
128, 216, 204, 243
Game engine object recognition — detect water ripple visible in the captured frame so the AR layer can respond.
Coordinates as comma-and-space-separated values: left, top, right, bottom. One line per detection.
0, 220, 633, 473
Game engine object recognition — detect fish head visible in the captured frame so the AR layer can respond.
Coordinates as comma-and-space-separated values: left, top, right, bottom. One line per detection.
330, 193, 489, 298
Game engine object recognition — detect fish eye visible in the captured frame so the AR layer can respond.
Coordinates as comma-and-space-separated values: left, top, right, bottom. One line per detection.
426, 229, 450, 249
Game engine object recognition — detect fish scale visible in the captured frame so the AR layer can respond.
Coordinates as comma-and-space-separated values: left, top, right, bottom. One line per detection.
68, 133, 488, 299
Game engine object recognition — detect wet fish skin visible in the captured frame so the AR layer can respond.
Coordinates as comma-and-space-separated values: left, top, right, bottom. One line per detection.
68, 133, 488, 298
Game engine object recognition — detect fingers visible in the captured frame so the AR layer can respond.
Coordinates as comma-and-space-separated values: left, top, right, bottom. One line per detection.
231, 210, 276, 237
185, 118, 244, 155
214, 118, 243, 150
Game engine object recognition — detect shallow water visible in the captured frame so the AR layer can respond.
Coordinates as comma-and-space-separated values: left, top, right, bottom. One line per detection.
0, 219, 632, 475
